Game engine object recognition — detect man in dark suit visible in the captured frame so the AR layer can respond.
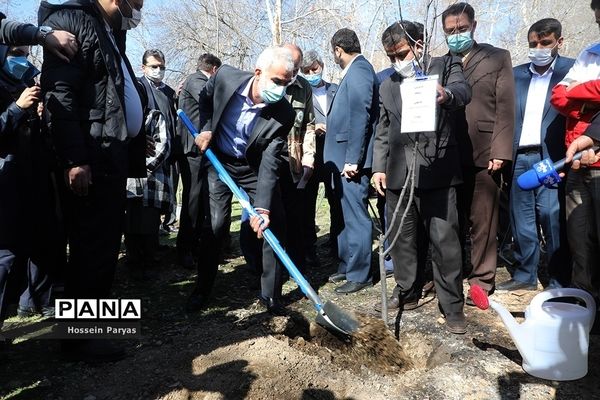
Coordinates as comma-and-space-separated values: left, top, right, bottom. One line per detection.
324, 28, 378, 294
176, 53, 221, 269
187, 46, 295, 315
372, 21, 471, 334
300, 49, 340, 267
442, 3, 515, 301
498, 19, 574, 292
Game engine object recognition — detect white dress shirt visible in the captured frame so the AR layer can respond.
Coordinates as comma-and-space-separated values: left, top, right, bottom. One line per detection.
519, 60, 555, 147
104, 22, 143, 138
312, 84, 327, 115
340, 54, 362, 79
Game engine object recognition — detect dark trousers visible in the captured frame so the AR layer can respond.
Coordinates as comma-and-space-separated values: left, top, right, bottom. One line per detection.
0, 250, 15, 323
176, 154, 204, 254
163, 161, 179, 227
387, 186, 464, 313
1, 156, 54, 321
0, 156, 18, 323
196, 159, 285, 299
330, 171, 372, 284
124, 198, 162, 268
281, 169, 307, 272
18, 258, 52, 310
510, 152, 570, 287
458, 166, 500, 291
62, 175, 126, 299
566, 169, 600, 300
1, 252, 54, 322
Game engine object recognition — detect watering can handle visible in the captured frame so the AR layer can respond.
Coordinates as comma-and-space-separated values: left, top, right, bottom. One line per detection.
529, 288, 597, 330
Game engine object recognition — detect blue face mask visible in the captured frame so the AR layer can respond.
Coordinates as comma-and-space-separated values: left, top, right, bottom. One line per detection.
303, 73, 322, 87
446, 31, 474, 54
3, 56, 39, 82
260, 78, 287, 104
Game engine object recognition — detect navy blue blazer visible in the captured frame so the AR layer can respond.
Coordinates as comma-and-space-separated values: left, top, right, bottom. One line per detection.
512, 56, 575, 165
324, 55, 379, 171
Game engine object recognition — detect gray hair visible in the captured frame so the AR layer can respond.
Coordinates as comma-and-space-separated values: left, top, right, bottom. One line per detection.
255, 46, 294, 73
301, 49, 323, 69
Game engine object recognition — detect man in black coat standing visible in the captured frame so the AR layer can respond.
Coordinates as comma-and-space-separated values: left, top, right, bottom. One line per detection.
176, 53, 221, 268
372, 21, 471, 334
39, 0, 146, 361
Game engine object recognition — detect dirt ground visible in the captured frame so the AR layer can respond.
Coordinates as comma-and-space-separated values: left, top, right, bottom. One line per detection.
1, 201, 599, 400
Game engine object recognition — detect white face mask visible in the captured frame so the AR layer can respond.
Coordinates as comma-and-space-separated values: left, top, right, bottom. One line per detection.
119, 0, 142, 30
393, 59, 416, 78
528, 47, 555, 67
146, 66, 165, 83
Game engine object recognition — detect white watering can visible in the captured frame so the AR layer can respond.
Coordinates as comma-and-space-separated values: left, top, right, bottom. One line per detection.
489, 288, 596, 381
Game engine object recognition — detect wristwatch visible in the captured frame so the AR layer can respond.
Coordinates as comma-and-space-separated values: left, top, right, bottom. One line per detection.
37, 26, 54, 45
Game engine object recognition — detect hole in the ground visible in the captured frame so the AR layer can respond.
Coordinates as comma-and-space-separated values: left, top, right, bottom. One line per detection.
267, 312, 450, 374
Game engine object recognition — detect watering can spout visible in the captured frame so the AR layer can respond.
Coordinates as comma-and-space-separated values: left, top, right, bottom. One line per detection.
489, 300, 533, 365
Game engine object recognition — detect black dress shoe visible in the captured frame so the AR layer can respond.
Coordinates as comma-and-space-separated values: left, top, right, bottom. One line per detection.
374, 296, 419, 312
259, 296, 286, 316
421, 281, 436, 298
328, 272, 346, 283
496, 279, 537, 292
334, 281, 371, 294
185, 293, 208, 313
445, 312, 467, 334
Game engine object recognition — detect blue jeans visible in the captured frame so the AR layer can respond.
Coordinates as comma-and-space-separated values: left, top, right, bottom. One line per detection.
510, 152, 562, 286
0, 250, 16, 324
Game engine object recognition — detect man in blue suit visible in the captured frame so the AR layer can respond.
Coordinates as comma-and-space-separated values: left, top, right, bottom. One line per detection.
324, 28, 378, 294
498, 18, 574, 291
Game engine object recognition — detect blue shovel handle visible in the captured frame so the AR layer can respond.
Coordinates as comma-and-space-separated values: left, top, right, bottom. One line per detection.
177, 109, 324, 312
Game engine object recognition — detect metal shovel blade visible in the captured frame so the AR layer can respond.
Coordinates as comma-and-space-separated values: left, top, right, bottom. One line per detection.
315, 301, 360, 338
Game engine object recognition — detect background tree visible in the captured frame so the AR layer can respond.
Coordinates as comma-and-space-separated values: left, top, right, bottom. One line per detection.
6, 0, 598, 86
